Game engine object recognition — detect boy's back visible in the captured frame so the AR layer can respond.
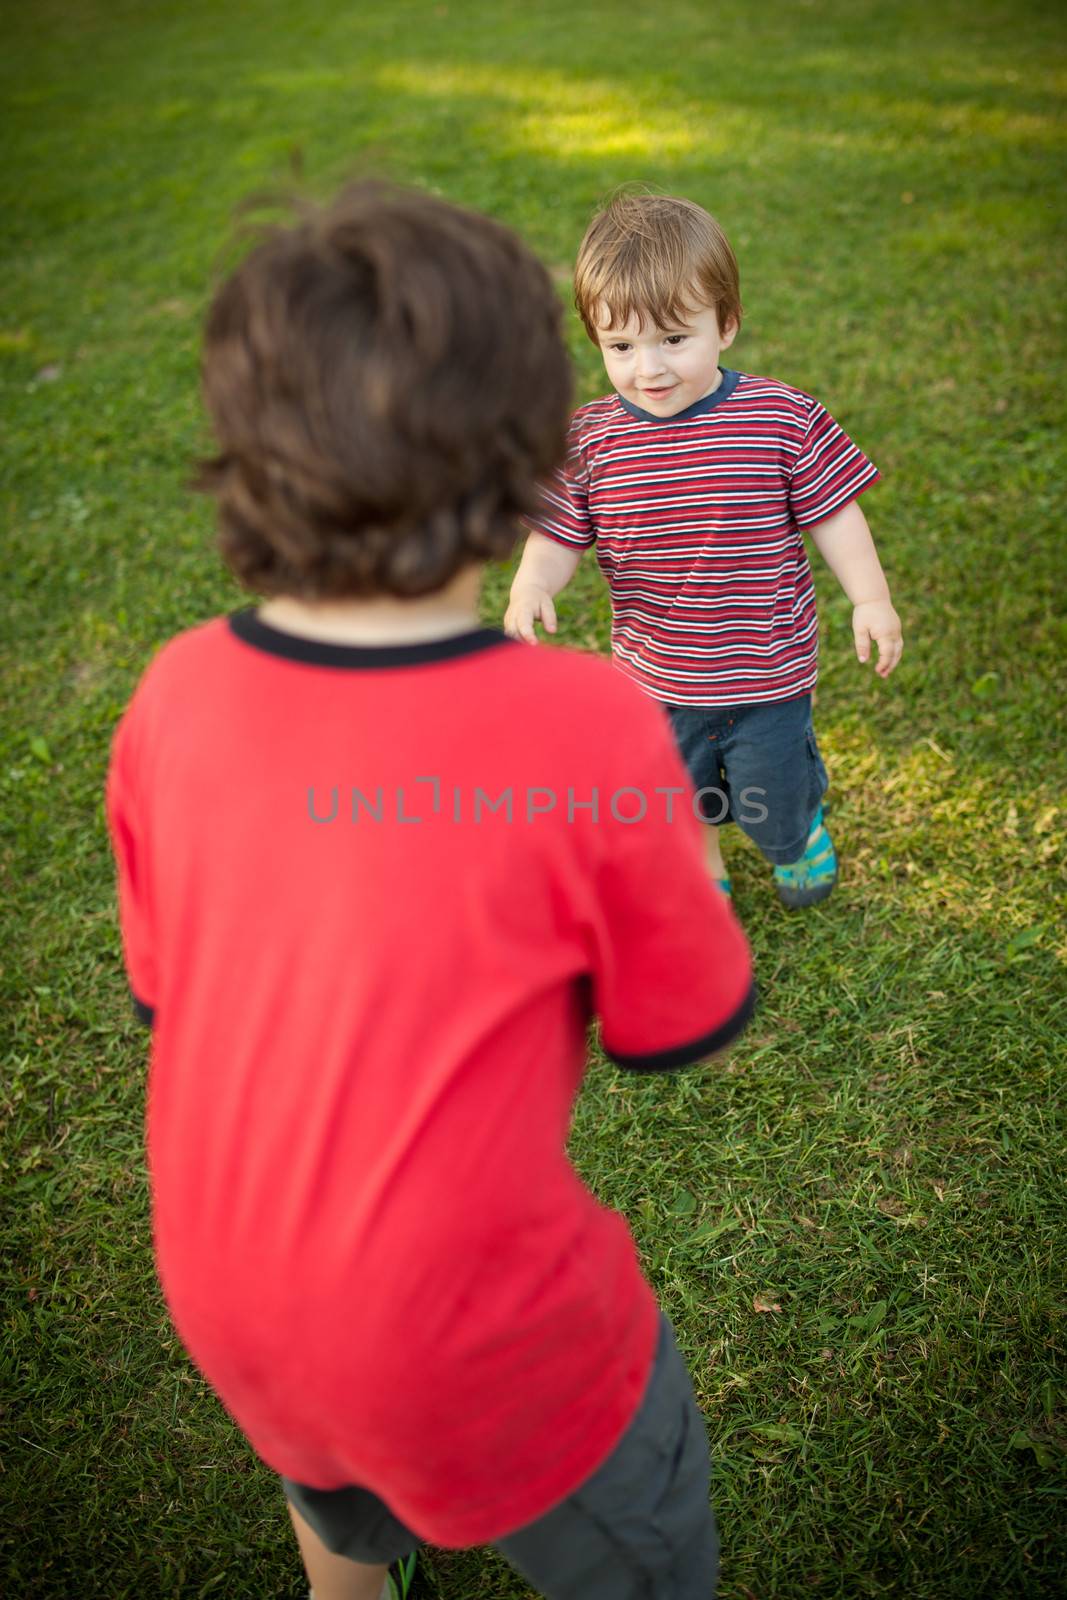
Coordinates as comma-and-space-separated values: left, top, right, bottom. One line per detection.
110, 604, 751, 1547
109, 180, 753, 1595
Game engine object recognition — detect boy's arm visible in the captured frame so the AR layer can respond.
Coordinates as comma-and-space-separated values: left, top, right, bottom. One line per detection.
588, 702, 755, 1071
504, 531, 582, 644
808, 500, 903, 679
106, 709, 158, 1025
506, 420, 592, 643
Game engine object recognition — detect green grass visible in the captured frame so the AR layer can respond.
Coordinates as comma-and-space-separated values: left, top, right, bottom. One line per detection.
2, 0, 1065, 1595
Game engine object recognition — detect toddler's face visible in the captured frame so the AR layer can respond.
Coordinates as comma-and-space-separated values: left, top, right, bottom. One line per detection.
595, 301, 737, 417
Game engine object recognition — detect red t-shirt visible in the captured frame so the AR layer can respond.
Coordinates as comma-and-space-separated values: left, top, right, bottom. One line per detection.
107, 612, 753, 1547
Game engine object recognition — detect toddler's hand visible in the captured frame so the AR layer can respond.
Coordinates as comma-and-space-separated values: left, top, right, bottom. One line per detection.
853, 600, 903, 679
504, 585, 558, 645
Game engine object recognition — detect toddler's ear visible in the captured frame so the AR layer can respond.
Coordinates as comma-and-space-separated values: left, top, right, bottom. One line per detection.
720, 316, 739, 351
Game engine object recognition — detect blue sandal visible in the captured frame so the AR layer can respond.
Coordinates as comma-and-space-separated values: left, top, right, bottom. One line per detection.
717, 877, 733, 896
773, 807, 837, 908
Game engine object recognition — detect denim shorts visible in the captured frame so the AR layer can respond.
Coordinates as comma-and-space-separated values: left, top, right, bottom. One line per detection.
283, 1314, 718, 1599
664, 693, 827, 865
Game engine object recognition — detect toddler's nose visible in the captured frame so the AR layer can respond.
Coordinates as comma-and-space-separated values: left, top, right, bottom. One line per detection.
635, 347, 667, 378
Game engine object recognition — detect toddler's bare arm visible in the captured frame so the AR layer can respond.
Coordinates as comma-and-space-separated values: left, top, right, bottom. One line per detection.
809, 500, 903, 679
505, 532, 582, 644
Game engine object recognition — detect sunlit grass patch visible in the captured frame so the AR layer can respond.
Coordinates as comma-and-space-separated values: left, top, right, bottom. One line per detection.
375, 62, 720, 160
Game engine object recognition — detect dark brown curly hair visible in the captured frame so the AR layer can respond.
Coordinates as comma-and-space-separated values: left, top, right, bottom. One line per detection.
194, 181, 573, 598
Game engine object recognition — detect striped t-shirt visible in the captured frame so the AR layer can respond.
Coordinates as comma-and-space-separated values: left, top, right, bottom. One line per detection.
532, 369, 880, 706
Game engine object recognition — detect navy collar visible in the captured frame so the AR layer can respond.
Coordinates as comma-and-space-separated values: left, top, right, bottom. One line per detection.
616, 368, 741, 425
229, 609, 512, 669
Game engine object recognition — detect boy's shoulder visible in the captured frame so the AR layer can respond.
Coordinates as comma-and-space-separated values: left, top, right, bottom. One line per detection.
130, 615, 235, 693
505, 636, 653, 713
569, 391, 628, 441
119, 617, 250, 744
112, 617, 233, 769
728, 370, 822, 411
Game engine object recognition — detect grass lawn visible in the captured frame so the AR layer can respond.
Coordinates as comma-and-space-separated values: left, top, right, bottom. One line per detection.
2, 0, 1065, 1595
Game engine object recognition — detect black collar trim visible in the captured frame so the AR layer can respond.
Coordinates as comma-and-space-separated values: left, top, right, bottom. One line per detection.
228, 609, 513, 669
617, 367, 741, 425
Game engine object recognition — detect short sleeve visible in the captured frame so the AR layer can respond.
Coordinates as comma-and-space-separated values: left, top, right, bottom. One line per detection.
587, 706, 755, 1070
524, 420, 596, 550
106, 707, 157, 1025
789, 398, 880, 529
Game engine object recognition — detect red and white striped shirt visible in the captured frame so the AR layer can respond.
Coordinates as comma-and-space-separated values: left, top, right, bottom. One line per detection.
531, 370, 880, 706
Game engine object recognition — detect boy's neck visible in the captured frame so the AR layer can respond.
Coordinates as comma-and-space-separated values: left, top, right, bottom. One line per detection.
258, 566, 485, 646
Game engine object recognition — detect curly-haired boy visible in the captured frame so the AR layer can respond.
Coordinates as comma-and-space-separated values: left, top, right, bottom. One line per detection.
108, 182, 754, 1600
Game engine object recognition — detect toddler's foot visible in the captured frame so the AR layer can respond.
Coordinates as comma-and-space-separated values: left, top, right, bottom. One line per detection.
717, 878, 732, 897
773, 808, 837, 908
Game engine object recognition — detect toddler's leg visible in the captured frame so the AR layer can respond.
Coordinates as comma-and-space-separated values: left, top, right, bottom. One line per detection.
288, 1501, 390, 1600
718, 695, 835, 902
662, 704, 732, 890
772, 806, 837, 908
282, 1474, 418, 1599
701, 824, 730, 890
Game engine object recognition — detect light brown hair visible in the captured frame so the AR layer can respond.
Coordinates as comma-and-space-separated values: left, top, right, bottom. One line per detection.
574, 189, 742, 343
194, 181, 573, 599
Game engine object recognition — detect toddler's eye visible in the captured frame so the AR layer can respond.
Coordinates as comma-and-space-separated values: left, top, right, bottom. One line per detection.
609, 342, 632, 353
664, 335, 686, 346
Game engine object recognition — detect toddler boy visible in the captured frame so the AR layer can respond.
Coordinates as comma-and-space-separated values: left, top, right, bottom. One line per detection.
107, 182, 754, 1600
506, 191, 903, 902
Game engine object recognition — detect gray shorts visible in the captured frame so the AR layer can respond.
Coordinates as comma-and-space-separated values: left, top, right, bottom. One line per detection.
283, 1314, 718, 1599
